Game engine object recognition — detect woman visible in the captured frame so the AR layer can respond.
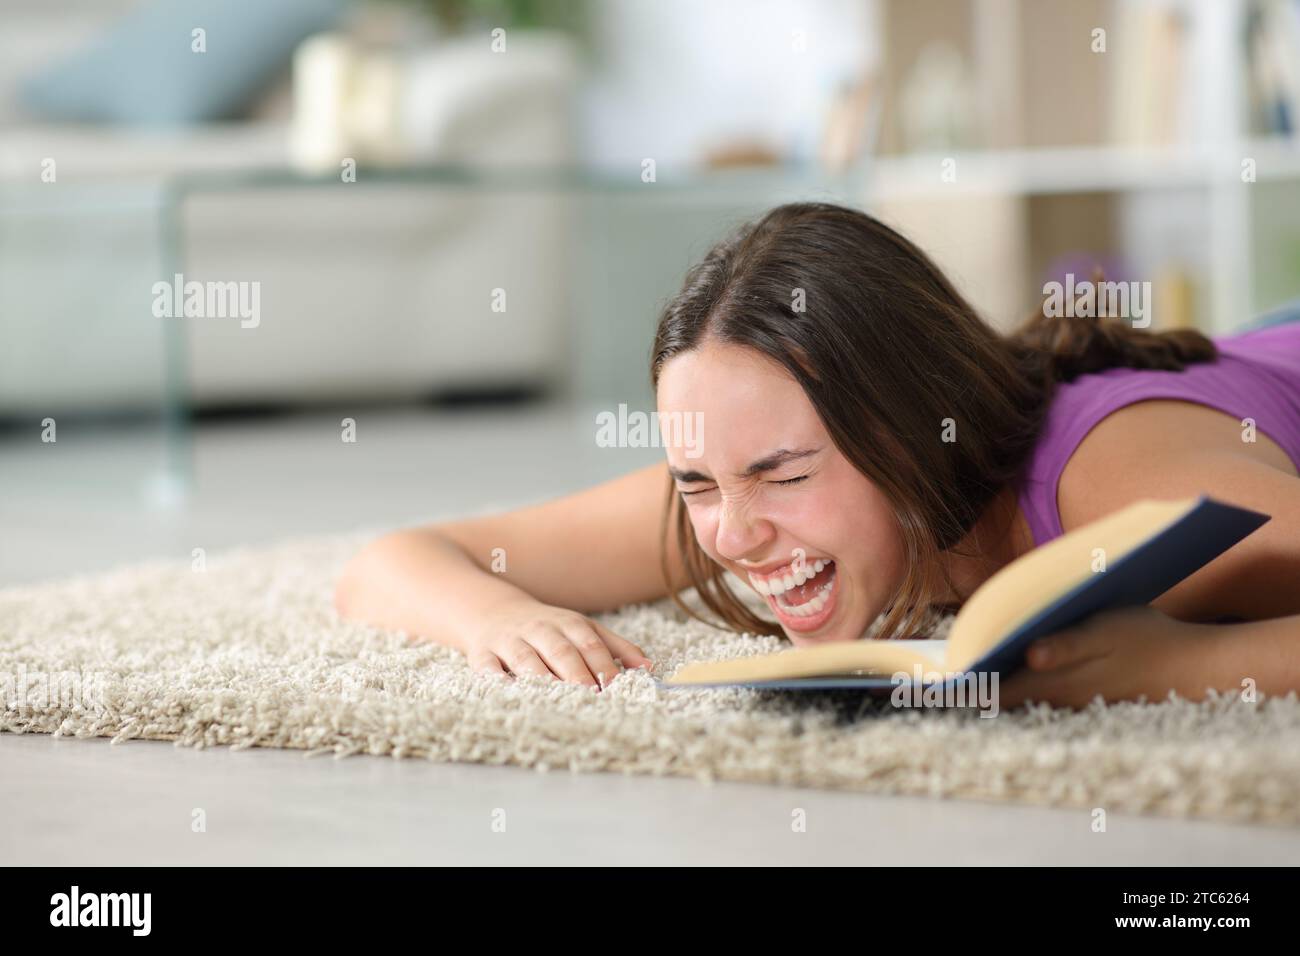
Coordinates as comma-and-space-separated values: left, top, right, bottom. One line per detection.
335, 202, 1300, 708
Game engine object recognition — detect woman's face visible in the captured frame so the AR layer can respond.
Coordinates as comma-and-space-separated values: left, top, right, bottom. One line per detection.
656, 339, 906, 645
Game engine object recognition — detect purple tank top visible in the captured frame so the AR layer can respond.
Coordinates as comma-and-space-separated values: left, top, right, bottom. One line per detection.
1016, 320, 1300, 547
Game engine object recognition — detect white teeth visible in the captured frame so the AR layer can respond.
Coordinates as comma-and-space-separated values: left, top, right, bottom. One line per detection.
754, 556, 832, 600
773, 574, 834, 617
749, 559, 835, 601
781, 590, 828, 617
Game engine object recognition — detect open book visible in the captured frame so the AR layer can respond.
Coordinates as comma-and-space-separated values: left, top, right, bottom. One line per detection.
663, 496, 1269, 690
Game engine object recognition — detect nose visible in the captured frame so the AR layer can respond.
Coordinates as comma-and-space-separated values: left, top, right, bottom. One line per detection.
713, 495, 775, 564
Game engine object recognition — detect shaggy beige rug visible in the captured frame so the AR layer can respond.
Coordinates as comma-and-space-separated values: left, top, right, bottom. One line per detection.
2, 532, 1298, 827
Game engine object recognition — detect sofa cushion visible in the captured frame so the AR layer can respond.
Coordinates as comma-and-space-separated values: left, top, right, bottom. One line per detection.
20, 0, 345, 125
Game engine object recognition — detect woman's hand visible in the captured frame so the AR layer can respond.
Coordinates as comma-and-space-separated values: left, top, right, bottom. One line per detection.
464, 599, 653, 690
998, 605, 1224, 709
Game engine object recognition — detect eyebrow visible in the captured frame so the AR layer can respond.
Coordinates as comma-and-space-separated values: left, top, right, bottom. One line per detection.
668, 447, 820, 484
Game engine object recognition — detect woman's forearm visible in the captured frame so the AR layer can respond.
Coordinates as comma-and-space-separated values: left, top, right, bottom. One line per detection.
334, 528, 537, 653
1200, 613, 1300, 698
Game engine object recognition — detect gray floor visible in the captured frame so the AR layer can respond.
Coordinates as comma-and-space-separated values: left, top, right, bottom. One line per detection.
7, 733, 1296, 866
3, 404, 1297, 865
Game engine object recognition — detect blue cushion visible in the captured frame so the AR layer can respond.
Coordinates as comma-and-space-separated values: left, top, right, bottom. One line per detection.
1230, 298, 1300, 335
21, 0, 346, 125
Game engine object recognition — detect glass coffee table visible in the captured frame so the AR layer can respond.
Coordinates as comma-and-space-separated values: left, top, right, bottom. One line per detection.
151, 160, 872, 495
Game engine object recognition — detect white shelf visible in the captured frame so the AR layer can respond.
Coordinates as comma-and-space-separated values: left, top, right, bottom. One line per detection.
854, 0, 1298, 336
864, 139, 1300, 200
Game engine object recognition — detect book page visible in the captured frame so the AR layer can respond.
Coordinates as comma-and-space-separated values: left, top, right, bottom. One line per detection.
666, 637, 949, 685
945, 497, 1196, 670
896, 640, 948, 667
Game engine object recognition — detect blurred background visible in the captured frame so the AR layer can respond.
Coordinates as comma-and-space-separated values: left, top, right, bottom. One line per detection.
3, 0, 1299, 583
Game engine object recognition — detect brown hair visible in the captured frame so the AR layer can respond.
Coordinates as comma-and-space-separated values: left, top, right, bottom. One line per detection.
650, 202, 1217, 640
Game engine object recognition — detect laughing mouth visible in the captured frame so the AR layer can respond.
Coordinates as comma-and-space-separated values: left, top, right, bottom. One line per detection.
746, 560, 836, 618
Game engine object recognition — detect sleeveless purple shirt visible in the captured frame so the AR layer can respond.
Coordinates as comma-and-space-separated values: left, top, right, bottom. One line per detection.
1016, 320, 1300, 547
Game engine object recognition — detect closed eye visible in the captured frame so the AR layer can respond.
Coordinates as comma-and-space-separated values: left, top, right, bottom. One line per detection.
680, 475, 808, 496
678, 485, 716, 496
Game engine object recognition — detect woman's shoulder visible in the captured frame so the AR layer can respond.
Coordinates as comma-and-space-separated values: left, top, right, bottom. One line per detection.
1057, 399, 1298, 530
1017, 335, 1300, 545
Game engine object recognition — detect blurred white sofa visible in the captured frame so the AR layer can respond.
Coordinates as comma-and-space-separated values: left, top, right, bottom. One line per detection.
0, 0, 577, 414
